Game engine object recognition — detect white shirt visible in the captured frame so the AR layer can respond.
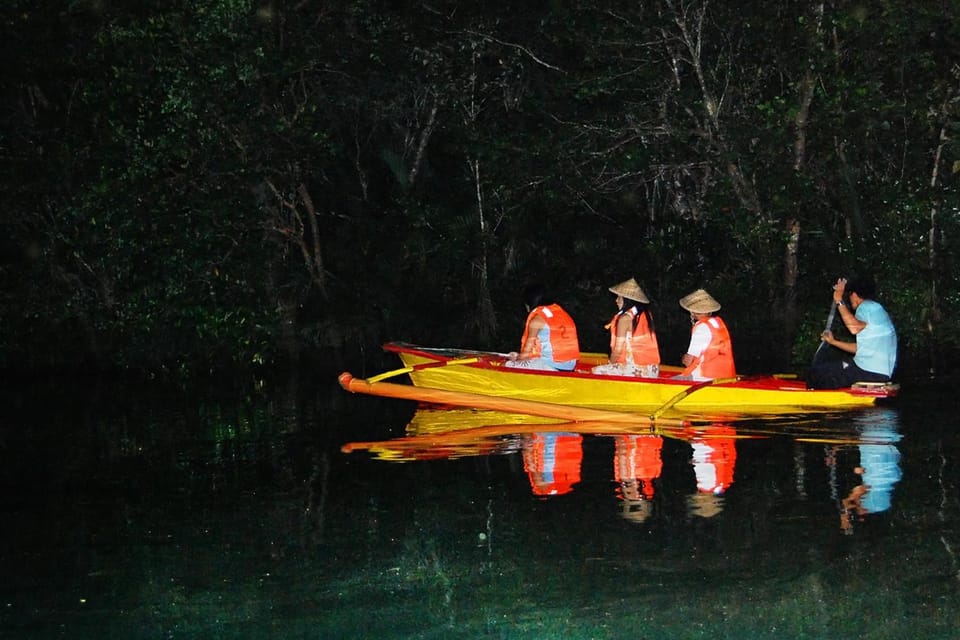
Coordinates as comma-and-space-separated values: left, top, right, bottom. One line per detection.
685, 323, 712, 380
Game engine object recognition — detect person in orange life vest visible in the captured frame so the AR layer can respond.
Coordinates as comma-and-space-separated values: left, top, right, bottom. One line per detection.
522, 432, 583, 497
677, 289, 736, 380
591, 278, 661, 378
613, 434, 663, 523
506, 283, 580, 371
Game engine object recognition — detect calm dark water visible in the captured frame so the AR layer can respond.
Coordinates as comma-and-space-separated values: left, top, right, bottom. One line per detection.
2, 374, 960, 639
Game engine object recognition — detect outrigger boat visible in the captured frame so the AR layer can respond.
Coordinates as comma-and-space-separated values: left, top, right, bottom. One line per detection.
338, 342, 899, 419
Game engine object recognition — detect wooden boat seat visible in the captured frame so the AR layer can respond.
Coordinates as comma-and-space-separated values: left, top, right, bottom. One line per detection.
851, 381, 900, 391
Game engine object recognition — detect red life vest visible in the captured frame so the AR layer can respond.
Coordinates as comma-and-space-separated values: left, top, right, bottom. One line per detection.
609, 307, 660, 366
682, 316, 736, 378
521, 304, 580, 363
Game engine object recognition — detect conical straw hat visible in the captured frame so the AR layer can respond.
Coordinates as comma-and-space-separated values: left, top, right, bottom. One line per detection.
679, 289, 721, 313
608, 278, 649, 304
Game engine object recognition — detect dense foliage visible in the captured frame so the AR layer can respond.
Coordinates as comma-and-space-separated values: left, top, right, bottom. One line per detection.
2, 0, 958, 377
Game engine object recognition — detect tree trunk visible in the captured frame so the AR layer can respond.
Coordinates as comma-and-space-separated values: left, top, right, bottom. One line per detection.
783, 219, 800, 359
664, 0, 763, 216
296, 184, 328, 299
793, 3, 824, 172
407, 99, 438, 187
927, 125, 947, 375
469, 158, 498, 343
833, 138, 865, 240
264, 179, 329, 299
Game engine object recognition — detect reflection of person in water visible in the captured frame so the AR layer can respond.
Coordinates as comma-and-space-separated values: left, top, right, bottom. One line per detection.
858, 424, 903, 513
830, 409, 903, 534
613, 434, 663, 523
838, 472, 870, 534
522, 432, 583, 497
686, 425, 737, 518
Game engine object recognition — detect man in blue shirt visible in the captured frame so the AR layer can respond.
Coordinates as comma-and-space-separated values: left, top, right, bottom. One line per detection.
807, 276, 898, 389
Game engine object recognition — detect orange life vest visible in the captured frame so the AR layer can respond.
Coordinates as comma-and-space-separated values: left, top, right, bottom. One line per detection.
613, 434, 663, 500
682, 316, 736, 378
523, 433, 583, 497
521, 304, 580, 363
609, 307, 660, 366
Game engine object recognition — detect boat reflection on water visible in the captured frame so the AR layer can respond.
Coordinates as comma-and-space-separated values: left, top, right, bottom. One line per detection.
341, 405, 903, 531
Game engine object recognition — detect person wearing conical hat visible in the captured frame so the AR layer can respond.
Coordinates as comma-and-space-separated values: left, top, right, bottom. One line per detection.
592, 278, 661, 378
678, 289, 736, 380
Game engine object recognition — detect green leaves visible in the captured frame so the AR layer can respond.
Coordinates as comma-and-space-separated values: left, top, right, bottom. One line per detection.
3, 0, 960, 376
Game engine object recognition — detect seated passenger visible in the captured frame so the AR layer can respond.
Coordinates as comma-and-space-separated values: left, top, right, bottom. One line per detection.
591, 278, 660, 378
676, 289, 736, 381
506, 283, 580, 371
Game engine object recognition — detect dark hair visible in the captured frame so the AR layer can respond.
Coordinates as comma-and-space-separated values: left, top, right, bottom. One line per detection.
619, 303, 656, 335
846, 276, 877, 300
522, 283, 549, 309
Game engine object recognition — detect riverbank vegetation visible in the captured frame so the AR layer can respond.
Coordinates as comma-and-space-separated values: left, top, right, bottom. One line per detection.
3, 1, 958, 378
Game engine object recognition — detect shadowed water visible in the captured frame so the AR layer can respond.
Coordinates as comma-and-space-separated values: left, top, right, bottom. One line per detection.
1, 375, 959, 639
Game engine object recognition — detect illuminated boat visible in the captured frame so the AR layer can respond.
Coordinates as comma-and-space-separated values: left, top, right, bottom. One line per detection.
338, 342, 899, 416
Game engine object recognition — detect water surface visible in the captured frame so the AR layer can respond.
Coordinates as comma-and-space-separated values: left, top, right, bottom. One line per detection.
2, 375, 959, 639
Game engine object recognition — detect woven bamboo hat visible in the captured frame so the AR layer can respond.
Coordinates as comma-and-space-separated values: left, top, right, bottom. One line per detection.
679, 288, 721, 313
608, 278, 649, 304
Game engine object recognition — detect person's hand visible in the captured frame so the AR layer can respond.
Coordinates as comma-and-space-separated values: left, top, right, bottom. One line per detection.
821, 330, 834, 344
833, 277, 847, 304
681, 353, 695, 367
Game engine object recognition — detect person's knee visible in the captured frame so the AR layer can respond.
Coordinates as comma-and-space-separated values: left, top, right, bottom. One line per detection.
806, 364, 843, 389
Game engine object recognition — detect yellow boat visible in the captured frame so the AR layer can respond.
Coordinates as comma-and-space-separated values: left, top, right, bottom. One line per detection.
338, 342, 899, 416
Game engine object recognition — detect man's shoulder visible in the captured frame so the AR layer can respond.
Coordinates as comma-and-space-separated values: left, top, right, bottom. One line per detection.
857, 299, 893, 324
859, 299, 887, 314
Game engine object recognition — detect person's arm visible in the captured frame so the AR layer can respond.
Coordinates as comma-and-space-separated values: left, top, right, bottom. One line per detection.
821, 330, 857, 355
833, 279, 866, 334
608, 314, 632, 363
836, 301, 866, 335
517, 314, 546, 359
681, 323, 710, 369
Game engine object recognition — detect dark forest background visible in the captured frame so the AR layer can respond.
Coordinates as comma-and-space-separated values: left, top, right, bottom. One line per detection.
2, 1, 958, 380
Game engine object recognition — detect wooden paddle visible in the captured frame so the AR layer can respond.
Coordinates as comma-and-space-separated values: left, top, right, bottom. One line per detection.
365, 356, 479, 384
811, 295, 840, 366
649, 376, 741, 420
385, 343, 512, 360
